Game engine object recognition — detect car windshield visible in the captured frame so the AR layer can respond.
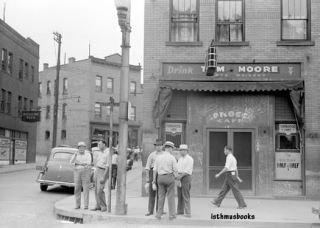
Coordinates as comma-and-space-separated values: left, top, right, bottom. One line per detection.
53, 152, 74, 160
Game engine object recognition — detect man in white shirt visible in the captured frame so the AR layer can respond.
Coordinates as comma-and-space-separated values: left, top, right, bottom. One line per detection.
70, 141, 92, 210
153, 141, 178, 220
211, 146, 247, 209
145, 139, 163, 216
176, 144, 193, 217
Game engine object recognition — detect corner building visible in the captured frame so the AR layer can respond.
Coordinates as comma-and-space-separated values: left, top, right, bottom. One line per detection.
143, 0, 320, 197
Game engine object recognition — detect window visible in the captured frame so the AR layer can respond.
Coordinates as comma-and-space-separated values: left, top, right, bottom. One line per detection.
38, 82, 42, 97
61, 130, 67, 140
23, 98, 28, 111
281, 0, 310, 40
96, 76, 102, 92
8, 53, 13, 75
1, 49, 7, 71
29, 100, 33, 111
47, 81, 51, 95
216, 0, 244, 42
170, 0, 199, 42
24, 62, 29, 79
19, 59, 23, 80
18, 96, 22, 116
46, 105, 50, 119
0, 89, 5, 113
106, 105, 111, 116
62, 103, 67, 119
45, 130, 50, 140
53, 152, 73, 160
106, 78, 113, 93
94, 103, 102, 117
31, 66, 35, 83
130, 81, 136, 95
63, 78, 68, 94
7, 92, 11, 114
276, 134, 300, 150
129, 105, 136, 121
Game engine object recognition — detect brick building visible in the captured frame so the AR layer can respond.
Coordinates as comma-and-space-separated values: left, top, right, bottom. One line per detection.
143, 0, 320, 197
36, 54, 142, 163
0, 19, 39, 165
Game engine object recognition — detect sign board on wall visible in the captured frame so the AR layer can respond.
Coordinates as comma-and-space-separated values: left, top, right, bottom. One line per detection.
162, 63, 301, 81
165, 123, 183, 134
15, 140, 27, 161
279, 124, 297, 135
275, 152, 301, 180
0, 138, 11, 160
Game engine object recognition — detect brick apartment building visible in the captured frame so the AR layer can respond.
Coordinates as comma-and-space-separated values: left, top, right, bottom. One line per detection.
36, 54, 142, 163
0, 19, 39, 165
143, 0, 320, 197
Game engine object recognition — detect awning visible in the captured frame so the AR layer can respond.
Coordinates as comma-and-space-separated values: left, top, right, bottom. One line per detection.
159, 80, 304, 92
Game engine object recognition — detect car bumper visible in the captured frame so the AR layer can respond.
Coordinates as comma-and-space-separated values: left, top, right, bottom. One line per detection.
36, 172, 74, 187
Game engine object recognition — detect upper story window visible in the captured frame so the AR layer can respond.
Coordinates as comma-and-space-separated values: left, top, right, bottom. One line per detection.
129, 105, 136, 121
46, 105, 50, 119
8, 53, 13, 75
0, 89, 5, 113
24, 62, 29, 79
170, 0, 199, 42
107, 78, 114, 93
63, 78, 68, 94
94, 102, 102, 117
216, 0, 244, 42
7, 91, 11, 114
130, 81, 136, 95
19, 59, 24, 80
23, 98, 28, 111
281, 0, 310, 40
31, 66, 35, 83
29, 100, 33, 111
38, 82, 42, 97
96, 75, 102, 92
62, 103, 67, 119
106, 105, 111, 116
1, 49, 7, 72
18, 96, 22, 116
47, 80, 51, 95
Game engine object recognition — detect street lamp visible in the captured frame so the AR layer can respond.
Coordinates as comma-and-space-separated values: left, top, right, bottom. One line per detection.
114, 0, 131, 215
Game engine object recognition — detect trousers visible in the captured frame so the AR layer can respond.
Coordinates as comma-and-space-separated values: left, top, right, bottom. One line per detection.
94, 167, 107, 210
157, 173, 176, 218
111, 164, 117, 190
214, 172, 246, 207
177, 175, 191, 215
74, 167, 91, 208
147, 168, 158, 214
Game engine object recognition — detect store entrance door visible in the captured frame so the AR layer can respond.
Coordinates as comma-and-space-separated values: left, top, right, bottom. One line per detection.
208, 129, 254, 195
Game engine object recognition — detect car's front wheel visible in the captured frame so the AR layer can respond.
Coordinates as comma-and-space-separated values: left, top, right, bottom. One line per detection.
40, 184, 48, 191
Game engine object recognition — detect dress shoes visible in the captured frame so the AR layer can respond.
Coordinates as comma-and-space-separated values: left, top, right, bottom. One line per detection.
100, 208, 107, 212
145, 212, 153, 216
210, 200, 220, 207
74, 207, 80, 210
91, 208, 101, 211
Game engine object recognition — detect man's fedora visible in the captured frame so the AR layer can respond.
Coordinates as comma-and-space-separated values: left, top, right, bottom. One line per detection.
163, 141, 174, 148
179, 144, 189, 151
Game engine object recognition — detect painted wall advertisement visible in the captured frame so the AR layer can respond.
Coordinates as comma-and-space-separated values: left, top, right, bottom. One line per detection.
275, 152, 301, 180
0, 138, 11, 160
15, 140, 27, 161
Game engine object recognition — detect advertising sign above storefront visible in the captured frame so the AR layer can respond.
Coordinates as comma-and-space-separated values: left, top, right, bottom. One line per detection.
21, 111, 41, 122
279, 124, 297, 135
275, 152, 301, 180
162, 63, 301, 81
165, 123, 183, 134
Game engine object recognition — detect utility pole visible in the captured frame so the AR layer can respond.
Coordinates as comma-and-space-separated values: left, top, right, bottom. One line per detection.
107, 96, 115, 212
52, 32, 62, 148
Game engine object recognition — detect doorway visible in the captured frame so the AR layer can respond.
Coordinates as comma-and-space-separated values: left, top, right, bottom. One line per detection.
208, 129, 255, 195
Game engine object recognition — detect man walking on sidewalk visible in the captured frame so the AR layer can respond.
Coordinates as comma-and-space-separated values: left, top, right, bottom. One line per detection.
176, 144, 194, 217
153, 141, 178, 220
211, 146, 247, 209
145, 139, 163, 216
91, 140, 109, 212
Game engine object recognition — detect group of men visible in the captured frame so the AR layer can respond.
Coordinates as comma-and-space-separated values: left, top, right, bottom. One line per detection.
145, 140, 194, 220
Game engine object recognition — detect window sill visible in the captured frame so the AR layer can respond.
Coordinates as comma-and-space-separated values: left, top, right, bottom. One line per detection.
165, 41, 203, 47
213, 41, 250, 46
277, 40, 315, 46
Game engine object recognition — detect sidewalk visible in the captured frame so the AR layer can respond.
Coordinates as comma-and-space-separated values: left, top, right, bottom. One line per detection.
0, 163, 36, 174
54, 161, 320, 226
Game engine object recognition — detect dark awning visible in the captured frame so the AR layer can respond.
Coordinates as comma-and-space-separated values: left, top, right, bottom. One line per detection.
159, 80, 304, 92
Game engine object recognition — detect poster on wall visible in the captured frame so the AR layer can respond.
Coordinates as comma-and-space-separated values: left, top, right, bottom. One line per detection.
15, 140, 27, 161
0, 138, 11, 161
275, 152, 301, 180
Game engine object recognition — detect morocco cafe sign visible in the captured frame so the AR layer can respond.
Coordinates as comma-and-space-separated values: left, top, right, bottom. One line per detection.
162, 63, 301, 80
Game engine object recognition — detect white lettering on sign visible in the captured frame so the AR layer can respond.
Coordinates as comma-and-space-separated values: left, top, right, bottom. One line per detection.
165, 123, 183, 134
238, 66, 279, 73
279, 124, 297, 135
207, 108, 255, 124
275, 152, 301, 180
167, 65, 194, 75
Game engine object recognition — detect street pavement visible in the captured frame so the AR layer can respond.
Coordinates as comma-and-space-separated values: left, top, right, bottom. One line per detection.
54, 161, 320, 227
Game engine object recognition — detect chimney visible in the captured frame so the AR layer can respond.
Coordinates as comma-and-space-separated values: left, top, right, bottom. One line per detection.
68, 57, 76, 64
43, 63, 49, 70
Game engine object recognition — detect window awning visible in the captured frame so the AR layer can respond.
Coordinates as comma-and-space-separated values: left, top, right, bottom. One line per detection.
159, 80, 304, 92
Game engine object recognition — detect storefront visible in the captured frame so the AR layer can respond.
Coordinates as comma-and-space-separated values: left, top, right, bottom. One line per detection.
154, 62, 304, 197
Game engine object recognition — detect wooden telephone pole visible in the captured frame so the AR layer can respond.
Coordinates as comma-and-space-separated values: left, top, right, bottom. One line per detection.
52, 32, 62, 148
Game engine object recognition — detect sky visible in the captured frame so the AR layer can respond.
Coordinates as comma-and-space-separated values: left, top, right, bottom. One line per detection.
1, 0, 144, 70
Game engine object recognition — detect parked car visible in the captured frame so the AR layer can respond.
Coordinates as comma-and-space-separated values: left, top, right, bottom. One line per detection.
36, 147, 78, 191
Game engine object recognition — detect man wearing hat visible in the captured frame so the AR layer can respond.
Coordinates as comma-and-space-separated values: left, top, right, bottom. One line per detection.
153, 141, 178, 220
70, 141, 92, 209
144, 139, 163, 216
176, 144, 194, 217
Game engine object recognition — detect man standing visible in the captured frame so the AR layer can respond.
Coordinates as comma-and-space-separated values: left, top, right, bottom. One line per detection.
176, 144, 194, 217
91, 140, 109, 212
153, 141, 178, 220
145, 139, 163, 216
211, 146, 247, 209
70, 141, 92, 210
